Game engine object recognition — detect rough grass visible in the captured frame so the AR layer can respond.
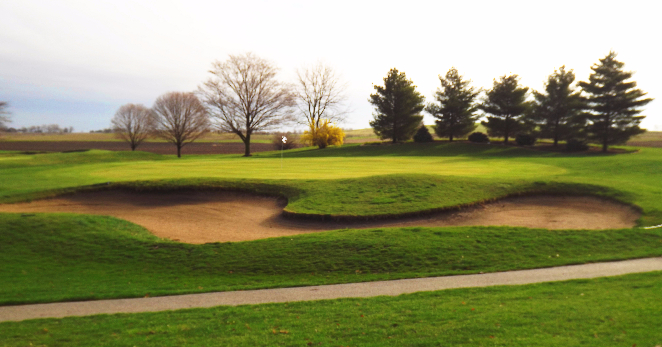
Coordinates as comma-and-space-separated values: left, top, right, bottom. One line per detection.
1, 271, 661, 346
1, 213, 661, 305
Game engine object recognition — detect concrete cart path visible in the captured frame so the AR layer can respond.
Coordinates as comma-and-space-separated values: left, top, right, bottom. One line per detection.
2, 257, 662, 322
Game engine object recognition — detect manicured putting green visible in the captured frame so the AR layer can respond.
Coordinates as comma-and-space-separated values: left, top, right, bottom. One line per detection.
83, 157, 565, 180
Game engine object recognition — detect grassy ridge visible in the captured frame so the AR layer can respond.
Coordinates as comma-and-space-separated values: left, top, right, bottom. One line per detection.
2, 271, 661, 346
1, 143, 660, 223
2, 213, 661, 305
1, 142, 662, 306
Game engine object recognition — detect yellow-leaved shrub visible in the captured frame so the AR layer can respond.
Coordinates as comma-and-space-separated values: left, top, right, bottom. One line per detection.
301, 119, 345, 149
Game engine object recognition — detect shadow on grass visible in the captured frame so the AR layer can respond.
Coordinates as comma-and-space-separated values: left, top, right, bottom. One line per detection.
254, 142, 640, 159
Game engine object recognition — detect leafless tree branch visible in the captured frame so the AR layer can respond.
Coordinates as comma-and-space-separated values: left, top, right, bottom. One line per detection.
0, 101, 11, 128
111, 103, 154, 151
294, 62, 349, 129
151, 92, 210, 157
198, 52, 295, 156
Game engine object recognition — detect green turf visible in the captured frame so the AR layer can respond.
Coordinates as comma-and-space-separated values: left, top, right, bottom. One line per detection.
2, 213, 661, 305
1, 143, 661, 224
2, 271, 660, 346
1, 142, 662, 306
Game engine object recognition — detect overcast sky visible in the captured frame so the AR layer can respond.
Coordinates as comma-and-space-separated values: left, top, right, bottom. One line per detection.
1, 0, 659, 132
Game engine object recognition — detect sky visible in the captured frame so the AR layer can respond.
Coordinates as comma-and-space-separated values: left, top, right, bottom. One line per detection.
1, 0, 660, 132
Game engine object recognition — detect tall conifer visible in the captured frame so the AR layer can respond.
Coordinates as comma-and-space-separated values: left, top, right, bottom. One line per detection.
425, 68, 479, 141
531, 66, 585, 146
579, 51, 652, 152
369, 68, 425, 143
479, 74, 530, 144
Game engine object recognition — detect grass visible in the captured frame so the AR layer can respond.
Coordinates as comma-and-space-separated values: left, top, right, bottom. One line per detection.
1, 132, 661, 342
2, 212, 661, 305
1, 271, 661, 346
1, 142, 661, 223
1, 141, 662, 304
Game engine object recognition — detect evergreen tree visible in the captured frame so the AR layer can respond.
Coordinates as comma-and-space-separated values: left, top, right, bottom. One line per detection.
413, 124, 433, 142
425, 68, 479, 141
531, 66, 586, 146
479, 74, 530, 144
369, 68, 425, 143
579, 51, 653, 152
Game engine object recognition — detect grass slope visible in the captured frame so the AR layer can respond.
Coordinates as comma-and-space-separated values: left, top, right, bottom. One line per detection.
1, 213, 661, 305
1, 271, 661, 346
1, 143, 661, 223
1, 142, 662, 305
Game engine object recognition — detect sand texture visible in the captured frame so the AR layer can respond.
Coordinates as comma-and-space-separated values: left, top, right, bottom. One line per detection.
0, 191, 640, 243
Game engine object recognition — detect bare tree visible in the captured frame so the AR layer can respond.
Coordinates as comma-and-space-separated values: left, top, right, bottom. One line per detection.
151, 92, 210, 158
0, 102, 10, 128
111, 103, 153, 151
295, 62, 348, 130
199, 53, 295, 157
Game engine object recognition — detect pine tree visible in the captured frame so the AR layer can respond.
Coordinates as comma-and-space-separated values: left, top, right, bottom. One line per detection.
579, 51, 653, 152
479, 74, 531, 144
369, 68, 425, 143
425, 68, 479, 141
531, 66, 586, 146
413, 124, 433, 142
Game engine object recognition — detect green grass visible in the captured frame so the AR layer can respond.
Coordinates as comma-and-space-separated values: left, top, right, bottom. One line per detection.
1, 142, 661, 223
2, 131, 662, 341
1, 141, 662, 306
2, 212, 661, 305
2, 271, 661, 346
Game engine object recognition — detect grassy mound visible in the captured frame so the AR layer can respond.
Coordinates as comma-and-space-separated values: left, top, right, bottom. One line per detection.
1, 142, 662, 305
1, 142, 661, 223
1, 213, 661, 305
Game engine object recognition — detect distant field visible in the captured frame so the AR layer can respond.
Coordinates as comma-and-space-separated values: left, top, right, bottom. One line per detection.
0, 141, 275, 155
627, 130, 662, 147
0, 132, 273, 144
3, 126, 657, 147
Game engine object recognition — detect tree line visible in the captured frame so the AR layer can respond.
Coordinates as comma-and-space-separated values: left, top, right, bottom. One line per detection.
2, 51, 650, 155
110, 54, 347, 157
369, 51, 653, 152
1, 124, 75, 134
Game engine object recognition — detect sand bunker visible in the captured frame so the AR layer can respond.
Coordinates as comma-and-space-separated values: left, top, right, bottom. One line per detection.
0, 191, 640, 244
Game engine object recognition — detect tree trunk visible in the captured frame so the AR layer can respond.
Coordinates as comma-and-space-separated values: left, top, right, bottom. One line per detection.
504, 116, 510, 144
603, 116, 609, 153
553, 134, 558, 147
177, 144, 181, 158
449, 133, 453, 142
243, 133, 252, 157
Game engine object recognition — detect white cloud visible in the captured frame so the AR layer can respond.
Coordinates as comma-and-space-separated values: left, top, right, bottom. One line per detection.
0, 0, 659, 131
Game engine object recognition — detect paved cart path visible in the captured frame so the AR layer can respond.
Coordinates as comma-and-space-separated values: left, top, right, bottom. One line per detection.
2, 257, 662, 322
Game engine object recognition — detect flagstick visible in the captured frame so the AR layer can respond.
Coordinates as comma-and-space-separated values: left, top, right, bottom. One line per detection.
281, 135, 287, 170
